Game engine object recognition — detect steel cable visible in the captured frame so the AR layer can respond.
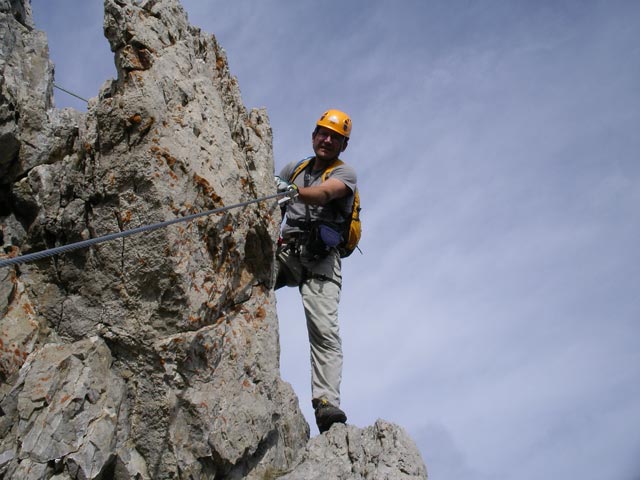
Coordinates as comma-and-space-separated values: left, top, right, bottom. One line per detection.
0, 191, 287, 269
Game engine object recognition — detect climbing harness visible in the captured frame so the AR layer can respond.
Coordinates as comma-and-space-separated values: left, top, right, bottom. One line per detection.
276, 240, 342, 289
0, 190, 296, 269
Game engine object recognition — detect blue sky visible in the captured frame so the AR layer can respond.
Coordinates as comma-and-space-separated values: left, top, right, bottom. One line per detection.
30, 1, 640, 478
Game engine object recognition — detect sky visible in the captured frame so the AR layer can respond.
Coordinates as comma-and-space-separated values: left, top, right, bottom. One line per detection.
29, 1, 640, 479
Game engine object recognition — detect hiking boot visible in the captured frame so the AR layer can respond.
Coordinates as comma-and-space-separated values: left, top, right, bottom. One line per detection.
313, 398, 347, 433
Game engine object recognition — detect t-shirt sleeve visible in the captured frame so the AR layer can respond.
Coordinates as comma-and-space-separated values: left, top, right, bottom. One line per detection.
328, 163, 357, 193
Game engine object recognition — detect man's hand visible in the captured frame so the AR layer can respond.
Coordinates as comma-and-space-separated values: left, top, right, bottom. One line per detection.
284, 183, 299, 199
275, 176, 299, 203
275, 176, 292, 192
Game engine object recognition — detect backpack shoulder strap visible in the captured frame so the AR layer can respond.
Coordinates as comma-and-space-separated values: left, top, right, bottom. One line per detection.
289, 156, 314, 182
321, 159, 345, 182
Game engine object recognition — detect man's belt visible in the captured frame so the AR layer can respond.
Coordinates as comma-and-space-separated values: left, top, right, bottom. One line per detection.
285, 218, 311, 229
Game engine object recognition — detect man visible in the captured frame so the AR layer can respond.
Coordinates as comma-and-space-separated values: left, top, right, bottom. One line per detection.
274, 109, 357, 433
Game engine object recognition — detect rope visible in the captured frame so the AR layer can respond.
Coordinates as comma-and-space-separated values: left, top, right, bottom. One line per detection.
53, 84, 89, 103
0, 192, 287, 269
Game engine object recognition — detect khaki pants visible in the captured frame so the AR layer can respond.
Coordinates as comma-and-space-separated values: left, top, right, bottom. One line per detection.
275, 245, 343, 406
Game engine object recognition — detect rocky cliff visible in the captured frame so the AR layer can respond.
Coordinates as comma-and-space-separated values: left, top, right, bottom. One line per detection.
0, 0, 428, 478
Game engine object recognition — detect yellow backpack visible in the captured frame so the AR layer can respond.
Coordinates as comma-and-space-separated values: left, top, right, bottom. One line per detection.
289, 158, 362, 258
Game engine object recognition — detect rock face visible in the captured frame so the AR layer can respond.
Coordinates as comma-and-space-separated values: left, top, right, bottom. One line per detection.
0, 0, 428, 478
281, 421, 428, 480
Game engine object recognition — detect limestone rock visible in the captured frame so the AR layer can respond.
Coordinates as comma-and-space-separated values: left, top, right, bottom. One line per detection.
0, 337, 126, 479
1, 0, 308, 477
281, 421, 428, 480
0, 0, 428, 478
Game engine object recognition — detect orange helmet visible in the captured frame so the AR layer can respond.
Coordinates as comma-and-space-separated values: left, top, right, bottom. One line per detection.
316, 109, 352, 138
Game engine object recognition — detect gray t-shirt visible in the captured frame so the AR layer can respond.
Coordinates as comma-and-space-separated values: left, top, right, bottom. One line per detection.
279, 157, 357, 235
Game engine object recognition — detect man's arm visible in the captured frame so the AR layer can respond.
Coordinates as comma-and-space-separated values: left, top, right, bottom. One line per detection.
298, 178, 350, 206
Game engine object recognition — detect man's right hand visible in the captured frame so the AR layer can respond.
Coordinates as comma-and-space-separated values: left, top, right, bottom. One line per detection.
275, 176, 291, 193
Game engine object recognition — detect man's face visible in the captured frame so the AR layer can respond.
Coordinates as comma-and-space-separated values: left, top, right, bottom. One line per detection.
312, 127, 347, 161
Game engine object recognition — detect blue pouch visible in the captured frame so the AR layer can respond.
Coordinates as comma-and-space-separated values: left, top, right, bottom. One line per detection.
319, 224, 342, 248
